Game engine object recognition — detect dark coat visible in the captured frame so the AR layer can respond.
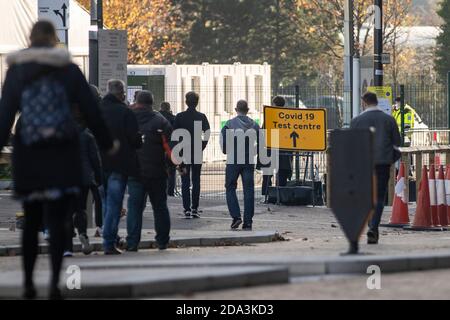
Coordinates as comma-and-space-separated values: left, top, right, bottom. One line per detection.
350, 107, 402, 165
173, 107, 210, 164
100, 94, 142, 177
0, 48, 113, 195
79, 128, 102, 187
134, 107, 173, 180
160, 110, 175, 126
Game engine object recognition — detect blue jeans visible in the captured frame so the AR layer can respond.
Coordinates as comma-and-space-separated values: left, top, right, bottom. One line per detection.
181, 164, 202, 211
102, 172, 128, 250
126, 177, 147, 249
225, 165, 255, 226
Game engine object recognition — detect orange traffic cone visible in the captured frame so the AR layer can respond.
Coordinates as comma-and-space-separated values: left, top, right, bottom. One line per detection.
437, 165, 449, 227
429, 164, 440, 227
385, 162, 410, 227
405, 166, 442, 231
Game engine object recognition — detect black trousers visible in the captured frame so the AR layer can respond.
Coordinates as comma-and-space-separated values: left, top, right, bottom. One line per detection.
167, 168, 176, 196
370, 165, 391, 231
90, 185, 103, 228
65, 188, 89, 252
143, 178, 171, 247
22, 196, 73, 291
181, 164, 202, 211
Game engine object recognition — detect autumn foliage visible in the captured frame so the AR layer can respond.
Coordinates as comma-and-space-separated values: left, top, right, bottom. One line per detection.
77, 0, 183, 64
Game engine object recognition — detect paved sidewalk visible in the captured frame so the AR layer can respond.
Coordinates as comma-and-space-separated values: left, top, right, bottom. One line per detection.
2, 192, 450, 298
0, 265, 289, 299
1, 192, 450, 257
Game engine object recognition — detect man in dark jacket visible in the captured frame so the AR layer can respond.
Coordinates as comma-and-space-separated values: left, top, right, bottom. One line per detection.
221, 100, 260, 230
127, 91, 173, 250
100, 79, 143, 255
351, 92, 401, 245
160, 102, 176, 196
173, 92, 210, 219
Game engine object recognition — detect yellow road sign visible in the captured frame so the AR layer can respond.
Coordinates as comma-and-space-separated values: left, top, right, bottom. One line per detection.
264, 106, 327, 152
367, 86, 393, 115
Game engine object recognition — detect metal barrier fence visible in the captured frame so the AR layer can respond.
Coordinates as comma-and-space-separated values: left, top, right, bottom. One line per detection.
174, 153, 329, 203
401, 84, 448, 130
189, 81, 448, 202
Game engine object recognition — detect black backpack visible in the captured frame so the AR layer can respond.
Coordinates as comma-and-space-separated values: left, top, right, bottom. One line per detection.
19, 73, 77, 146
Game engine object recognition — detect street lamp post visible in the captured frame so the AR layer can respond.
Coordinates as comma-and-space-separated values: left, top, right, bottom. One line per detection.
374, 0, 383, 86
344, 0, 354, 124
89, 0, 103, 86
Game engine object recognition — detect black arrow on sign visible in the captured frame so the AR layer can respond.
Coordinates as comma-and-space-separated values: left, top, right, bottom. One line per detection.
290, 131, 299, 148
54, 3, 68, 28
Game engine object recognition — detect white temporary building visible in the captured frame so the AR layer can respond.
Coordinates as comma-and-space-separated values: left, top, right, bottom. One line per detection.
128, 63, 272, 162
0, 0, 90, 88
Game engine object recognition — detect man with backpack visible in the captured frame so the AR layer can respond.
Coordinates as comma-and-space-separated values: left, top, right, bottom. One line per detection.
127, 91, 173, 251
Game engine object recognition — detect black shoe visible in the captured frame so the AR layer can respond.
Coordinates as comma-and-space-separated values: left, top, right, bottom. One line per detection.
191, 209, 201, 219
158, 243, 168, 251
104, 247, 123, 255
126, 247, 139, 252
79, 234, 93, 255
367, 229, 379, 245
242, 224, 253, 231
184, 210, 192, 219
23, 286, 37, 300
231, 218, 243, 230
49, 287, 63, 300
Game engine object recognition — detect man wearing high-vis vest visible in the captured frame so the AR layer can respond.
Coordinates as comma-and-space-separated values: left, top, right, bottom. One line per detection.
392, 97, 415, 146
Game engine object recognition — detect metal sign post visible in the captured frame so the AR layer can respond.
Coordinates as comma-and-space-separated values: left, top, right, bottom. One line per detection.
97, 30, 128, 96
374, 0, 384, 86
89, 0, 103, 86
38, 0, 70, 47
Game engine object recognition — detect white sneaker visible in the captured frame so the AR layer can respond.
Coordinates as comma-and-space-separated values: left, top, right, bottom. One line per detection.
63, 251, 73, 258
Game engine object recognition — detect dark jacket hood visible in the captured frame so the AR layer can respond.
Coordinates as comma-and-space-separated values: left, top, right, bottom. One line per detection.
133, 107, 159, 126
227, 115, 258, 131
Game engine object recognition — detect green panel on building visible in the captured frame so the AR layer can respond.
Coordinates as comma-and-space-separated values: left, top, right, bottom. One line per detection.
128, 75, 165, 110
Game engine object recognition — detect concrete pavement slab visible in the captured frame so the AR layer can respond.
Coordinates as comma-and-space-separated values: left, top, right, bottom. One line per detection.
0, 230, 280, 257
0, 266, 289, 299
66, 251, 450, 277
